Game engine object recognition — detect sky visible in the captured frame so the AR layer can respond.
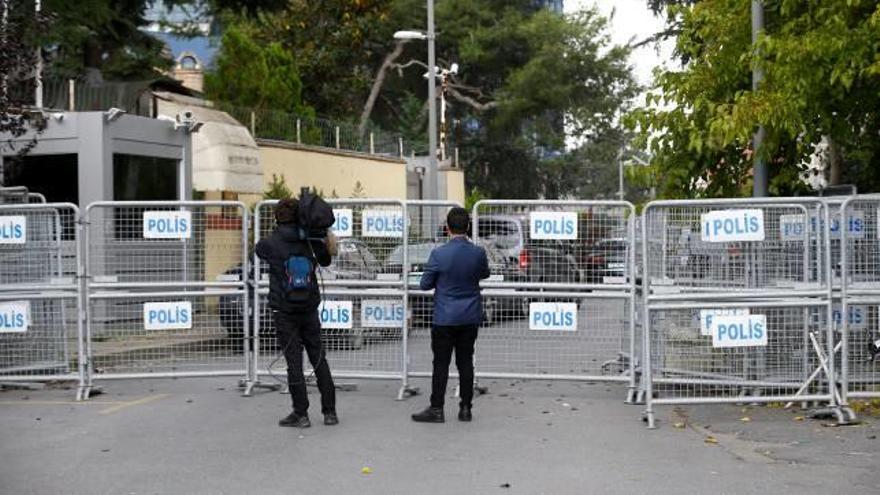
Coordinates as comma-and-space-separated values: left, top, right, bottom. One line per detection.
565, 0, 676, 89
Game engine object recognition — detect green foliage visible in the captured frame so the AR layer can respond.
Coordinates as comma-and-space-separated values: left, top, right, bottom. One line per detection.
40, 0, 172, 80
263, 173, 292, 199
631, 0, 880, 197
464, 186, 486, 211
1, 2, 52, 156
211, 1, 636, 198
205, 21, 311, 115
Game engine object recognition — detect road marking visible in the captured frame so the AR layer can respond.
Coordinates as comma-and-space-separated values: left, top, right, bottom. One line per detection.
0, 400, 121, 406
98, 394, 169, 415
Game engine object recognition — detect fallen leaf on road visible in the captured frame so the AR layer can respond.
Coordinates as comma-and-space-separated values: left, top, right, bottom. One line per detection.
704, 436, 719, 444
793, 416, 805, 422
361, 467, 372, 475
673, 422, 686, 429
740, 417, 751, 423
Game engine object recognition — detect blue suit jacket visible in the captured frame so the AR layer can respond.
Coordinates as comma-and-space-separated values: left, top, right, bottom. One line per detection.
420, 237, 491, 326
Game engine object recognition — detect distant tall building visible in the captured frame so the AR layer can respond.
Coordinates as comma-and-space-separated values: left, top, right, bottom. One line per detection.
535, 0, 564, 13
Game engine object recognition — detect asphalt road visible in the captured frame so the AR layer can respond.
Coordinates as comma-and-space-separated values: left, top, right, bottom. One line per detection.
1, 377, 877, 494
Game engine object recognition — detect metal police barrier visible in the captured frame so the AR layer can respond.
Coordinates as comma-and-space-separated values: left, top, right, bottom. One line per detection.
468, 200, 638, 397
0, 186, 47, 204
840, 196, 880, 402
640, 198, 848, 429
81, 201, 249, 397
403, 200, 474, 391
0, 203, 84, 397
246, 199, 414, 399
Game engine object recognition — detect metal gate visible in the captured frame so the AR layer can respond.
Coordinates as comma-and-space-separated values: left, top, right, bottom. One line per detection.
468, 200, 638, 396
82, 201, 249, 396
840, 196, 880, 401
246, 199, 413, 399
0, 202, 83, 395
640, 198, 848, 428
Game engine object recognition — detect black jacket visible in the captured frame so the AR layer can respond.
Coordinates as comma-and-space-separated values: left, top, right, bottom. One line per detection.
255, 224, 332, 313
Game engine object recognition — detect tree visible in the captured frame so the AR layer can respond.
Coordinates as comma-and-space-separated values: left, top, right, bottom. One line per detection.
209, 1, 636, 198
1, 0, 51, 156
37, 0, 173, 82
630, 0, 880, 197
204, 21, 311, 114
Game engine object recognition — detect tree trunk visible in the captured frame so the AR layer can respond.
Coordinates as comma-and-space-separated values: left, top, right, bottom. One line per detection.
358, 41, 407, 138
83, 40, 104, 85
826, 135, 843, 186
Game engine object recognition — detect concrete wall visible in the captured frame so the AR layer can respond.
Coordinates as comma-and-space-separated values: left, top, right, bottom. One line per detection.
258, 140, 407, 200
441, 168, 466, 205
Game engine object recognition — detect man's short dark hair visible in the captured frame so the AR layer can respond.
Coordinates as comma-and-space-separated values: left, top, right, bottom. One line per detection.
447, 207, 470, 235
275, 198, 299, 225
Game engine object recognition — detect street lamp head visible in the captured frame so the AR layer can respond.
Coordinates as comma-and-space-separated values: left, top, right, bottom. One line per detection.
393, 30, 427, 40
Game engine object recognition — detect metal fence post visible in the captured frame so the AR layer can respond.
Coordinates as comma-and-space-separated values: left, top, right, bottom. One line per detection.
250, 111, 256, 137
335, 126, 340, 149
399, 138, 404, 158
68, 79, 75, 111
296, 119, 301, 144
369, 133, 375, 154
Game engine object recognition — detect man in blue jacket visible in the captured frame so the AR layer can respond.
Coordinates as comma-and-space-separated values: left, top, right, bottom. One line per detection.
412, 207, 491, 423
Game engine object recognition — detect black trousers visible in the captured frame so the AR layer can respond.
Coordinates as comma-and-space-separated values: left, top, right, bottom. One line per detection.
274, 310, 335, 416
430, 324, 478, 408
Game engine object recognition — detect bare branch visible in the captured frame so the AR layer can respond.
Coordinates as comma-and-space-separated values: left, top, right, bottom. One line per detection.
446, 86, 499, 112
391, 58, 429, 77
358, 40, 409, 136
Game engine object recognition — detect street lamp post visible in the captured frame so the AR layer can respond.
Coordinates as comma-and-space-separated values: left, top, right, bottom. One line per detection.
394, 0, 438, 201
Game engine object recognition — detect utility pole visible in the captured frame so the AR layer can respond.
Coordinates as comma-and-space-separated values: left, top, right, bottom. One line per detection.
751, 0, 767, 197
426, 0, 438, 201
35, 0, 43, 109
2, 0, 8, 100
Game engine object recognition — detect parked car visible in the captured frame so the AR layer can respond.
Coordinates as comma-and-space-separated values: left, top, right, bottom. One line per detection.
582, 238, 629, 284
474, 214, 580, 284
218, 238, 380, 350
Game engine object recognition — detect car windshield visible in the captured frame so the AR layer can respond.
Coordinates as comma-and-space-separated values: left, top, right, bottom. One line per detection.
387, 243, 443, 265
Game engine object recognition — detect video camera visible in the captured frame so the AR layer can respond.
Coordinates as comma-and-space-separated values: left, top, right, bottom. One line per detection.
296, 187, 335, 239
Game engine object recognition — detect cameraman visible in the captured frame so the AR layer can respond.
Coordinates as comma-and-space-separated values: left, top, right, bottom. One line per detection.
255, 198, 338, 428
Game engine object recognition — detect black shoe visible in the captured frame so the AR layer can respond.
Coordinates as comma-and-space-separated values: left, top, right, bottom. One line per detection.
411, 406, 444, 423
458, 405, 472, 422
279, 412, 311, 428
324, 411, 339, 426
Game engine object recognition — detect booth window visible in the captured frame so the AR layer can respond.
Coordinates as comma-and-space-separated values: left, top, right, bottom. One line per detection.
112, 154, 179, 239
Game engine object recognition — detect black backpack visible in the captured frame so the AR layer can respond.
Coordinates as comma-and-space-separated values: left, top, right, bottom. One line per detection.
282, 242, 317, 308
